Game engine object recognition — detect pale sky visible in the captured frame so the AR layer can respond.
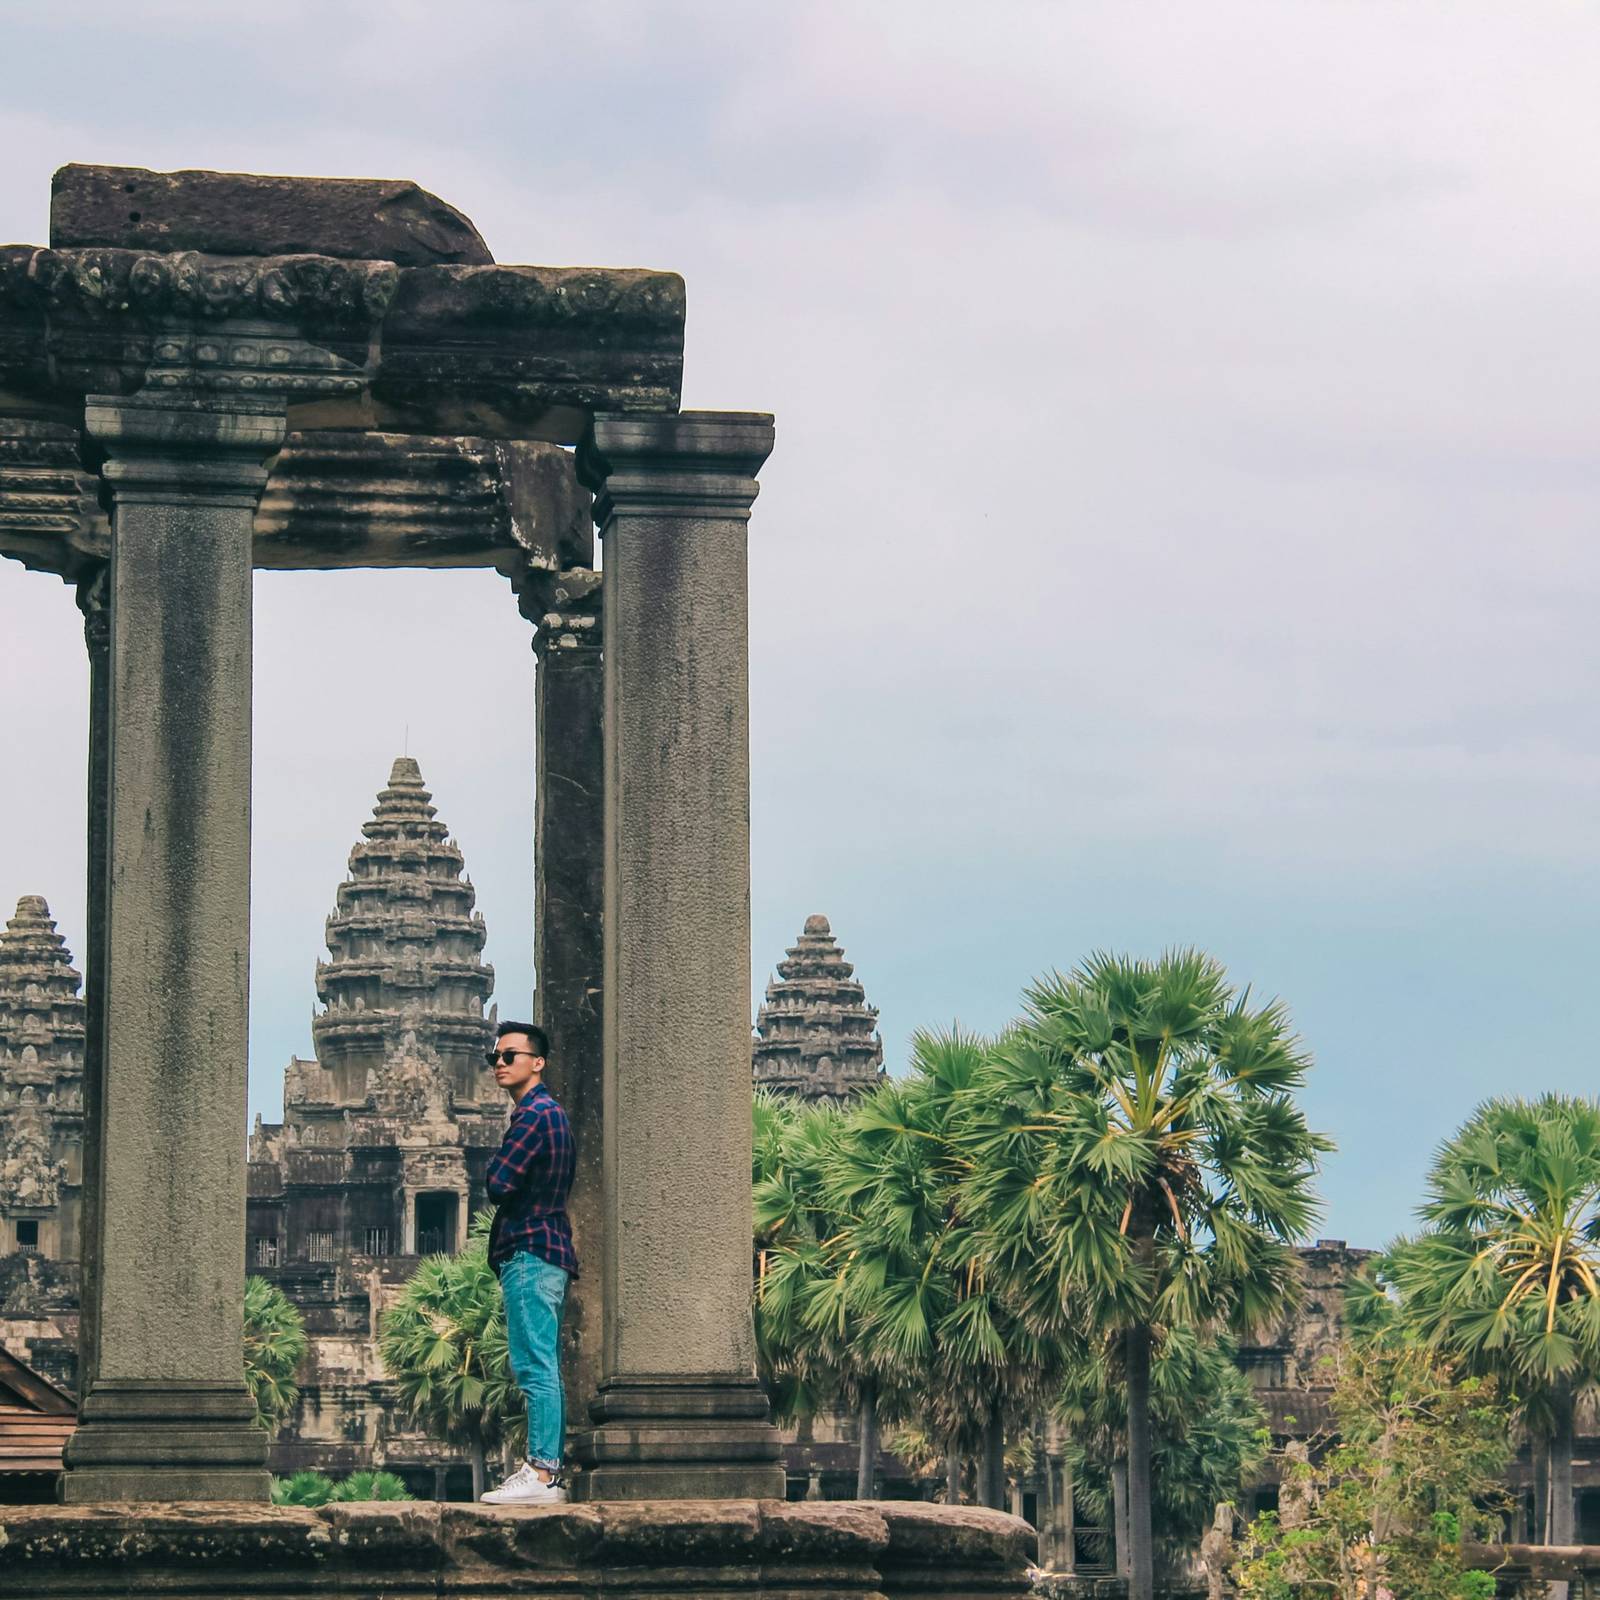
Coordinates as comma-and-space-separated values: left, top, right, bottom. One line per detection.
2, 1, 1598, 1249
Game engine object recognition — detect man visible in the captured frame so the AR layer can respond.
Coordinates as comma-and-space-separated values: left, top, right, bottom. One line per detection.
478, 1020, 578, 1506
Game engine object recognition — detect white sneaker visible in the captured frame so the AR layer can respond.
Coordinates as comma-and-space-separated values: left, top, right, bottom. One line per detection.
480, 1462, 569, 1505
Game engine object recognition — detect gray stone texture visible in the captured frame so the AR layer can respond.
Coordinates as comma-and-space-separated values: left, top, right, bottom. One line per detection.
528, 568, 606, 1431
60, 394, 282, 1501
0, 244, 684, 443
570, 410, 783, 1500
51, 164, 495, 266
0, 1499, 1035, 1598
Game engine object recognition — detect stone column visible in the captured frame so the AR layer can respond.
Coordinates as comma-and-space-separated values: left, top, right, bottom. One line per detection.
569, 411, 783, 1502
61, 394, 282, 1503
527, 569, 606, 1435
72, 565, 109, 1399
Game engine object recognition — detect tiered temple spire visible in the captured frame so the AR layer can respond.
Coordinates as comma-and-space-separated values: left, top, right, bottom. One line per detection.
0, 897, 85, 1258
752, 915, 885, 1105
300, 756, 497, 1114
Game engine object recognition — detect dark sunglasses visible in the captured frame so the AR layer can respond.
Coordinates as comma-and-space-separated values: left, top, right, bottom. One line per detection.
485, 1048, 540, 1068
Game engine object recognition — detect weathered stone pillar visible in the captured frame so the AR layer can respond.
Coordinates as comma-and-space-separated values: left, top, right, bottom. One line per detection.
569, 411, 783, 1501
73, 565, 109, 1398
527, 569, 606, 1435
61, 394, 282, 1502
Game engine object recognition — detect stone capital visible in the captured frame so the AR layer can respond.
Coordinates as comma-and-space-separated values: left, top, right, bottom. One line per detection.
578, 410, 774, 526
85, 392, 286, 506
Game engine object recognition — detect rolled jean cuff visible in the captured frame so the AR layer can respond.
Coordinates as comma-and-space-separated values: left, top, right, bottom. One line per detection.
530, 1455, 562, 1473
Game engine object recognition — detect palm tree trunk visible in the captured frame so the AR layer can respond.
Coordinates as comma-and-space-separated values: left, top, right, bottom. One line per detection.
981, 1394, 1006, 1509
1112, 1458, 1130, 1578
469, 1435, 487, 1501
1125, 1322, 1155, 1600
1550, 1386, 1576, 1543
856, 1381, 879, 1500
1533, 1428, 1550, 1544
945, 1438, 961, 1506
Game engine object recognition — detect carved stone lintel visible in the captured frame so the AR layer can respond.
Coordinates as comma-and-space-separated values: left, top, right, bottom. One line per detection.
0, 243, 684, 440
0, 416, 107, 580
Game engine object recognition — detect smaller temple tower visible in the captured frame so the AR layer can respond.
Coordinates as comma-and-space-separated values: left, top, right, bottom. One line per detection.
752, 915, 885, 1104
0, 897, 84, 1262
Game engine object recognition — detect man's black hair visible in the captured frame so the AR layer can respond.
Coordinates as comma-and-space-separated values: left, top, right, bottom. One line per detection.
496, 1020, 549, 1058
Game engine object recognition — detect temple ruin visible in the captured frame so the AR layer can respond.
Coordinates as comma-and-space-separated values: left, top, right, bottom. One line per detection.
752, 915, 886, 1105
0, 898, 84, 1267
0, 161, 781, 1507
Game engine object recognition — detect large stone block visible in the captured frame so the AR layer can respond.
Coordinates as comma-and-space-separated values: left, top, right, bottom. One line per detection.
0, 1499, 1035, 1599
51, 165, 494, 266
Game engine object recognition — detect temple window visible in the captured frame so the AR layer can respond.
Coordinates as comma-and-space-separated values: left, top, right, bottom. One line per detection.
15, 1219, 39, 1249
415, 1192, 457, 1256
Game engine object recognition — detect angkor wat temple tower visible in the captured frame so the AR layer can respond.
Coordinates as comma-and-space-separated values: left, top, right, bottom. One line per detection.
0, 897, 84, 1262
249, 757, 502, 1269
752, 915, 885, 1105
246, 758, 506, 1490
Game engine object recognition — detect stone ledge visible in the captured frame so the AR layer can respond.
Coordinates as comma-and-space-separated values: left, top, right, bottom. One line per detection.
0, 1498, 1034, 1599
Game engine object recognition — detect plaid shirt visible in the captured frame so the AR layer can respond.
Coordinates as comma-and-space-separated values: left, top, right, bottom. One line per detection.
486, 1083, 579, 1278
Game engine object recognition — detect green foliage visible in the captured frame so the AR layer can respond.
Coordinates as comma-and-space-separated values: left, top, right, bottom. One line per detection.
1057, 1325, 1268, 1568
1231, 1339, 1511, 1600
244, 1274, 308, 1435
960, 949, 1331, 1344
377, 1208, 523, 1461
833, 1027, 1062, 1447
270, 1468, 415, 1505
753, 1091, 858, 1422
270, 1468, 336, 1506
1387, 1094, 1600, 1401
328, 1469, 414, 1502
959, 949, 1329, 1592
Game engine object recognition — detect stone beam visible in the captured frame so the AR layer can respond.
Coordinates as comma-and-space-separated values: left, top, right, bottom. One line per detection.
52, 164, 494, 267
254, 433, 591, 572
0, 245, 684, 443
0, 421, 591, 577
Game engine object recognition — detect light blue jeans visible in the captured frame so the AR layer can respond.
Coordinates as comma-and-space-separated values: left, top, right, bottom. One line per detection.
500, 1250, 569, 1472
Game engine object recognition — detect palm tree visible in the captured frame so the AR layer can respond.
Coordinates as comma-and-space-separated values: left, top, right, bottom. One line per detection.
756, 1088, 933, 1498
830, 1028, 1065, 1509
243, 1274, 308, 1435
1386, 1094, 1600, 1551
961, 950, 1329, 1600
378, 1209, 522, 1497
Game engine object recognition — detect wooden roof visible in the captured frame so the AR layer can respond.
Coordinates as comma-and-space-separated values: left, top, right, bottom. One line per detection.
0, 1404, 74, 1472
0, 1346, 76, 1473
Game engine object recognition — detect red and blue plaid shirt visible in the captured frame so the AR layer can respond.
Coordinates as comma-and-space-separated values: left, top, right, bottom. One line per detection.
486, 1083, 579, 1278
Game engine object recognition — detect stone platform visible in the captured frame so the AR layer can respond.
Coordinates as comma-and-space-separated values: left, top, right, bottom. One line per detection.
0, 1498, 1034, 1599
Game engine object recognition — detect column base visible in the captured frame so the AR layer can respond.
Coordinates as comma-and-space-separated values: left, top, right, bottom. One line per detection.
569, 1373, 787, 1502
60, 1379, 270, 1503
